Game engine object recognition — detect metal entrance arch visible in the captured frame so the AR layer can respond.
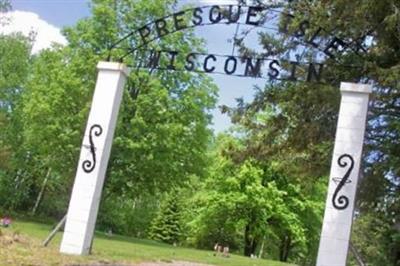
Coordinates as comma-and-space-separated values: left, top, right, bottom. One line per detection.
60, 3, 372, 265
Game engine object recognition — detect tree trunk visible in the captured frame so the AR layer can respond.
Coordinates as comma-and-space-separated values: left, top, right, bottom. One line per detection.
244, 224, 252, 256
258, 236, 266, 258
32, 168, 51, 215
251, 237, 258, 255
279, 235, 291, 262
244, 224, 258, 257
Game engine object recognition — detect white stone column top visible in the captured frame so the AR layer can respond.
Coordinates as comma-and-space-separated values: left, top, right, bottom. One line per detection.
97, 61, 130, 76
340, 82, 373, 94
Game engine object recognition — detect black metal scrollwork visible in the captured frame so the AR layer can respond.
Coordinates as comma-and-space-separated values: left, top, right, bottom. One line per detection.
332, 154, 354, 210
82, 124, 103, 173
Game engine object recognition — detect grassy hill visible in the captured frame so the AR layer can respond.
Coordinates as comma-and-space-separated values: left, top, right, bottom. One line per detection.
0, 220, 295, 266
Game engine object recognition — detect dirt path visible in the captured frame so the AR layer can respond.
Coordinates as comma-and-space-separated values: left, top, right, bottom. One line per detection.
136, 261, 214, 266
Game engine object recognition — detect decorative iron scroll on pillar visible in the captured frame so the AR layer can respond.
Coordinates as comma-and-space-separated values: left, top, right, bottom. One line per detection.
332, 153, 354, 210
82, 124, 103, 173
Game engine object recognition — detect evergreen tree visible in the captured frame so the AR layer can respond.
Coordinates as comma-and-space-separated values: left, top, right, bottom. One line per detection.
149, 192, 183, 245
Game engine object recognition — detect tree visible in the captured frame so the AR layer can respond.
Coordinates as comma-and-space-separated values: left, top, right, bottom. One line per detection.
189, 157, 278, 255
349, 212, 396, 266
0, 31, 32, 210
0, 0, 11, 26
15, 0, 217, 220
96, 192, 159, 237
149, 191, 183, 245
223, 82, 340, 180
226, 0, 400, 264
187, 134, 325, 262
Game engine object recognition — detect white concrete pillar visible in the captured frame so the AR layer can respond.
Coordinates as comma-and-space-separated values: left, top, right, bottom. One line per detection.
60, 62, 129, 255
317, 82, 372, 266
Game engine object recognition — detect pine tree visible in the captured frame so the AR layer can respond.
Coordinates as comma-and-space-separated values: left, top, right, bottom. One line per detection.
149, 192, 182, 245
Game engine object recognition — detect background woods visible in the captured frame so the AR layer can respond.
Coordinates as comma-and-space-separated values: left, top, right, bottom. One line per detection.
0, 0, 399, 265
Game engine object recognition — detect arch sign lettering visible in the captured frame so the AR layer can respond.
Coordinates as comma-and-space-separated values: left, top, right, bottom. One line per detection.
60, 2, 373, 265
107, 4, 369, 83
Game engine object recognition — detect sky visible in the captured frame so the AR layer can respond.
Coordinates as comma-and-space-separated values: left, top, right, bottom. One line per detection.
5, 0, 266, 133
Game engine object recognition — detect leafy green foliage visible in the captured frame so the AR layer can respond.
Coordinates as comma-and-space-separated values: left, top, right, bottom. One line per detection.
97, 194, 158, 238
0, 33, 31, 209
186, 135, 325, 263
0, 0, 217, 218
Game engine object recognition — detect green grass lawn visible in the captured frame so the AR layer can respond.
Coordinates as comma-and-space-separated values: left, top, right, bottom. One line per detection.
0, 220, 296, 266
